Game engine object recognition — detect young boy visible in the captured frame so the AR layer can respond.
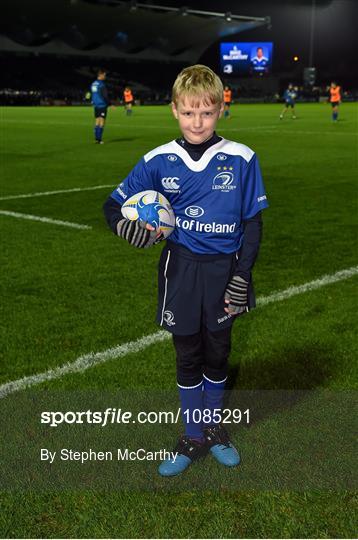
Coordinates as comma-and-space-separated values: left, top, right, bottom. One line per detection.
280, 83, 297, 119
103, 65, 268, 477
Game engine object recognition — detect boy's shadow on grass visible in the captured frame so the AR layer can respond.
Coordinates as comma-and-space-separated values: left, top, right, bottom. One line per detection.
226, 344, 337, 428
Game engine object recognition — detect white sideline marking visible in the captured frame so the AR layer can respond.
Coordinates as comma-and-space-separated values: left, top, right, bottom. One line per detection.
0, 184, 115, 201
0, 265, 357, 399
0, 210, 91, 230
257, 266, 358, 306
0, 331, 170, 399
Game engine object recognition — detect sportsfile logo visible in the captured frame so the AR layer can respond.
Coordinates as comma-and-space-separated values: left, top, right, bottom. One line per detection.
176, 216, 236, 234
161, 177, 180, 193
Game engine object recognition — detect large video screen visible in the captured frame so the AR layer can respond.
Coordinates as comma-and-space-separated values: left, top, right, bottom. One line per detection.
220, 42, 273, 76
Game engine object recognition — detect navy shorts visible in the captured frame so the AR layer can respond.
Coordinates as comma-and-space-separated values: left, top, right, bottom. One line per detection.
331, 101, 339, 107
157, 240, 256, 335
94, 107, 108, 118
285, 101, 294, 108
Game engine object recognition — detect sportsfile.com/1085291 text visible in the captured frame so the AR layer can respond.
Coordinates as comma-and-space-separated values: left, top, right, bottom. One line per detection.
40, 408, 250, 427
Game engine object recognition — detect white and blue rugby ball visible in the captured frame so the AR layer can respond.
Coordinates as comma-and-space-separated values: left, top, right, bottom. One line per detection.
121, 190, 175, 239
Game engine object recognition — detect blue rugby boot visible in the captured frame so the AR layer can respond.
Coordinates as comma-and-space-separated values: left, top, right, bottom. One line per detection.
158, 435, 207, 477
204, 424, 240, 467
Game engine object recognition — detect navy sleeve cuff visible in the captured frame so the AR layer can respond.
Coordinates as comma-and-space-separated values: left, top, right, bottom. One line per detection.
235, 211, 263, 281
103, 195, 124, 234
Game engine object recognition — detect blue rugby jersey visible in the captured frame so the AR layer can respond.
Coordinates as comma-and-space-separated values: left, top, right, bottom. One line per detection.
91, 79, 108, 108
251, 56, 269, 72
110, 138, 269, 255
284, 89, 297, 103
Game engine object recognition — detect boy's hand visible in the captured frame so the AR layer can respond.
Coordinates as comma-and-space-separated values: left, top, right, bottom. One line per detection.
144, 223, 165, 245
224, 275, 249, 315
117, 219, 160, 248
144, 223, 165, 244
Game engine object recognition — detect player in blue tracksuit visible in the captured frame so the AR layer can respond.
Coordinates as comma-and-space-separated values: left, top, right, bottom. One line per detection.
103, 65, 269, 477
91, 68, 110, 144
280, 83, 297, 119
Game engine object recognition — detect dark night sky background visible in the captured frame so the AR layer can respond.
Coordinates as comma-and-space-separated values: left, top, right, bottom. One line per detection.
1, 0, 357, 88
176, 0, 358, 86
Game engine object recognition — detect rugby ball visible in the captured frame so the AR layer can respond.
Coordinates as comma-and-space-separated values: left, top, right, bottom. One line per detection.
121, 190, 175, 239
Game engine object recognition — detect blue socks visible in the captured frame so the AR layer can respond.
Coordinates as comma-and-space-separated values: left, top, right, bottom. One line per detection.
332, 111, 338, 121
178, 381, 204, 439
94, 126, 104, 141
178, 376, 227, 439
203, 375, 226, 426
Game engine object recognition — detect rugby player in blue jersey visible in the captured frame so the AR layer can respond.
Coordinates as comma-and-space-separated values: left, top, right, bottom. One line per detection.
280, 83, 297, 119
91, 68, 111, 144
103, 65, 268, 477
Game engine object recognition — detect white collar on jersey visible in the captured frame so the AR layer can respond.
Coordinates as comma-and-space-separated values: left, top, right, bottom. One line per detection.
144, 138, 254, 172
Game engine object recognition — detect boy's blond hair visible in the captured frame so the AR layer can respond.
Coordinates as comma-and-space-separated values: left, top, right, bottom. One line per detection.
172, 64, 224, 106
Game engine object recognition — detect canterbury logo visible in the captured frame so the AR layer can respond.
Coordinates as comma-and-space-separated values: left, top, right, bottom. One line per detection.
161, 177, 180, 191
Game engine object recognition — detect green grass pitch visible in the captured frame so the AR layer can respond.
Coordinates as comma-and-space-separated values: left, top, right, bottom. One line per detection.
0, 103, 357, 538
